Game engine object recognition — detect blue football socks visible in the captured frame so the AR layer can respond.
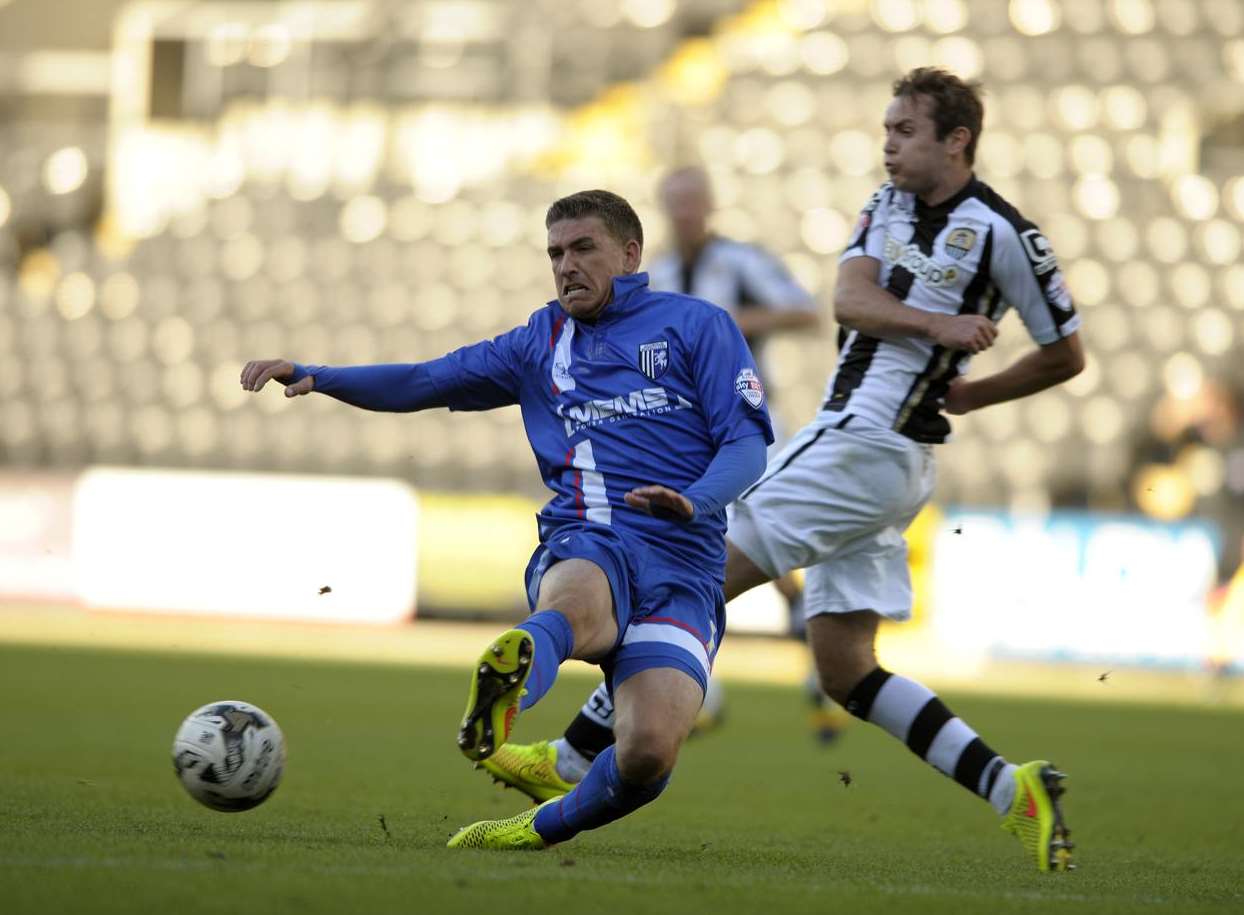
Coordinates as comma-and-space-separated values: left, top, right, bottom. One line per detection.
516, 609, 574, 711
533, 745, 670, 844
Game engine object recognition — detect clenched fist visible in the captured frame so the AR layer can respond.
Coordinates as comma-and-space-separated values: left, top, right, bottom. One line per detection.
624, 485, 695, 521
928, 314, 997, 354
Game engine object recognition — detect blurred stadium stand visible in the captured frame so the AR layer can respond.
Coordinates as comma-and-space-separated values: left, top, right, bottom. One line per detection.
1, 0, 1243, 561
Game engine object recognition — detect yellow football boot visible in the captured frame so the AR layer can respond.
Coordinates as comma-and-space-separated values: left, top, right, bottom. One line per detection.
479, 740, 576, 803
456, 629, 534, 761
1001, 760, 1075, 872
447, 800, 555, 850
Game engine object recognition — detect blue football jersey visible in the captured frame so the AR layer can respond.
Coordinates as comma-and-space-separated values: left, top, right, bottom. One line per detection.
421, 272, 773, 572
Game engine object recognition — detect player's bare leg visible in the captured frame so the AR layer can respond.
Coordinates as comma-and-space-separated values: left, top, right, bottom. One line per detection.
772, 570, 800, 604
612, 667, 702, 783
722, 539, 773, 601
804, 611, 881, 704
533, 558, 619, 654
807, 611, 1073, 871
768, 567, 848, 744
510, 666, 700, 847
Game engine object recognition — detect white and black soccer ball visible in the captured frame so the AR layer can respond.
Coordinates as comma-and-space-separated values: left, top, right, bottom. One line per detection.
172, 700, 286, 812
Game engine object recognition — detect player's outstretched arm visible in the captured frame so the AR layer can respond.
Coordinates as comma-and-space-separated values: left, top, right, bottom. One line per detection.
943, 332, 1085, 415
834, 257, 997, 353
239, 330, 526, 414
240, 359, 458, 412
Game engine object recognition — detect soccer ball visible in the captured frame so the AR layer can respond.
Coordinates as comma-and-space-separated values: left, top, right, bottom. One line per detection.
172, 700, 286, 812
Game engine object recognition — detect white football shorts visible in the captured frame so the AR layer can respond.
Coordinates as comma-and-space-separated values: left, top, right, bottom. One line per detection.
728, 415, 935, 622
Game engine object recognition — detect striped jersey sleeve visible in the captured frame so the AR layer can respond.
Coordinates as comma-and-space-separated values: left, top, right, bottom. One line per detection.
988, 208, 1081, 345
840, 183, 893, 263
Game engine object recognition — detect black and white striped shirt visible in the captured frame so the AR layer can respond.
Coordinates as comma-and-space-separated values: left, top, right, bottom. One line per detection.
647, 236, 815, 365
829, 177, 1080, 444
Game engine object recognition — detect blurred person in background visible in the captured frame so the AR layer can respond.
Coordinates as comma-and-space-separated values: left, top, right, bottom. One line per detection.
487, 165, 841, 784
649, 165, 820, 356
1128, 377, 1244, 583
1125, 376, 1244, 685
240, 189, 775, 851
481, 67, 1087, 872
1209, 541, 1244, 685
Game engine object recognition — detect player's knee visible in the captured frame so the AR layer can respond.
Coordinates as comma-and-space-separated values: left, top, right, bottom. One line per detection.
808, 612, 879, 703
815, 667, 851, 705
815, 654, 876, 705
615, 729, 679, 784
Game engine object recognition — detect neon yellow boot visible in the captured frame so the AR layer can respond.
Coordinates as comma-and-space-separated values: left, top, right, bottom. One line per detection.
447, 800, 556, 850
1001, 760, 1075, 872
479, 740, 576, 803
456, 629, 533, 762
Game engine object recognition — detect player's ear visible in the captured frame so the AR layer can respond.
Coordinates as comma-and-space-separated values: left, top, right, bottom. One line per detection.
947, 125, 971, 159
623, 238, 642, 273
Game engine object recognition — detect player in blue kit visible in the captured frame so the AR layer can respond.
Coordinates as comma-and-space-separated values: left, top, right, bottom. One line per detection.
240, 190, 773, 850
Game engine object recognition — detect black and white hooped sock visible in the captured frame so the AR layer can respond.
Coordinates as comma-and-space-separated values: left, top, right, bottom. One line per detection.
845, 667, 1017, 814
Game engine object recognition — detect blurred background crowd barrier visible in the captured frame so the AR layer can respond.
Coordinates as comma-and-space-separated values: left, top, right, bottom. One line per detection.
1, 0, 1242, 675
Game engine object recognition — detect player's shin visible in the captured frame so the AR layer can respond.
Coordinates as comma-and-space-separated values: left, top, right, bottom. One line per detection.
844, 666, 1017, 813
516, 610, 575, 710
532, 745, 670, 844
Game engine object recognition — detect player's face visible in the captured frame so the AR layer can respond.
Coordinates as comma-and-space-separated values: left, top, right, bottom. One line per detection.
661, 173, 711, 245
547, 216, 642, 320
882, 94, 960, 197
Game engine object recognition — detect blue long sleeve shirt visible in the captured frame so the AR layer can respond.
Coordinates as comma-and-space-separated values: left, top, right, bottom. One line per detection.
290, 273, 774, 573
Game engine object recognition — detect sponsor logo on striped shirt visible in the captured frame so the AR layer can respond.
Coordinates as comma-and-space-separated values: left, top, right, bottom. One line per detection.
884, 235, 960, 287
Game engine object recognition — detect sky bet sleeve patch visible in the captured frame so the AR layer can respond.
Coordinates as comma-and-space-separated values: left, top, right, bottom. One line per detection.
734, 368, 765, 409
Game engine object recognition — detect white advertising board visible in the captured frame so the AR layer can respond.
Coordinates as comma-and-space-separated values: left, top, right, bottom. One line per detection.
72, 467, 418, 623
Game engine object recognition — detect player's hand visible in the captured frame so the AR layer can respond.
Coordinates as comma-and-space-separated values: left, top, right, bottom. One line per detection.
239, 359, 314, 397
929, 314, 997, 353
943, 378, 976, 415
624, 485, 695, 521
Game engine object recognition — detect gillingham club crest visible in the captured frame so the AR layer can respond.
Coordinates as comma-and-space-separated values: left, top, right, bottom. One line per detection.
638, 340, 669, 380
735, 368, 765, 409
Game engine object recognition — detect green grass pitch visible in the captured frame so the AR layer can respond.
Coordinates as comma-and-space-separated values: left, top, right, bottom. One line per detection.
3, 642, 1242, 914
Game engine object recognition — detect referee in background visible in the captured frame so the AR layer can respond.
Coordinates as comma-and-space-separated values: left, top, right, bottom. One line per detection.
648, 165, 820, 378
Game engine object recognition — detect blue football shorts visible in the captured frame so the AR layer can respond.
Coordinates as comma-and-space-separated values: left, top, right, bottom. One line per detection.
524, 522, 724, 696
